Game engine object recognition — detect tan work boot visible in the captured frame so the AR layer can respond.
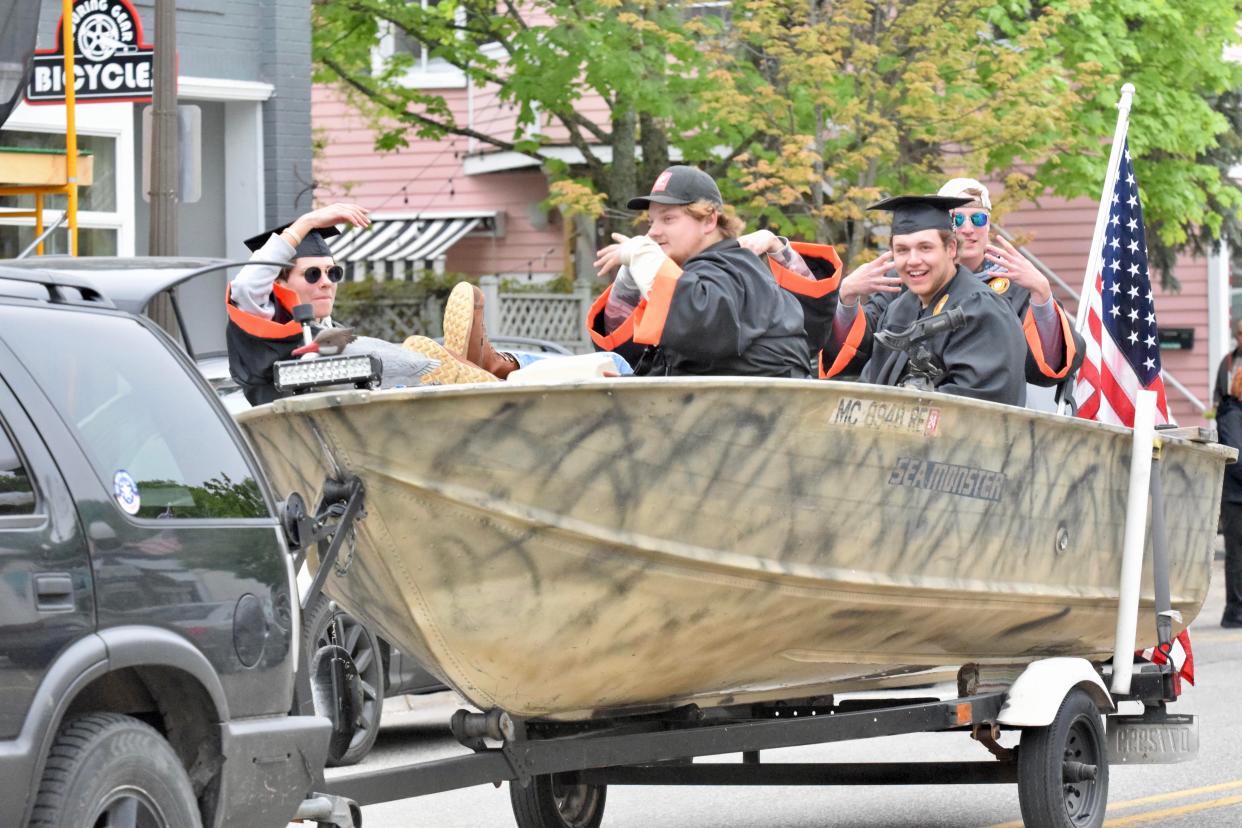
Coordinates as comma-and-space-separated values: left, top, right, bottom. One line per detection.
401, 335, 498, 385
441, 282, 519, 380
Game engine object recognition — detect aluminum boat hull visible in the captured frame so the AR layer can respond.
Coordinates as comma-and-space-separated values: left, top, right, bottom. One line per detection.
238, 379, 1229, 720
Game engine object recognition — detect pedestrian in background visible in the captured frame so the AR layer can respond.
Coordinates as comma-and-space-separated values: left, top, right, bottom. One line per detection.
1215, 364, 1242, 627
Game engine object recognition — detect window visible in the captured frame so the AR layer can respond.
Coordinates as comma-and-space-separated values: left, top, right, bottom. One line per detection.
0, 129, 121, 256
0, 420, 36, 517
0, 308, 268, 520
685, 1, 732, 25
375, 0, 468, 89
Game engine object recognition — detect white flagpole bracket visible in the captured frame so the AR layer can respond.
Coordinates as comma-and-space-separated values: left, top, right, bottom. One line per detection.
1111, 388, 1157, 695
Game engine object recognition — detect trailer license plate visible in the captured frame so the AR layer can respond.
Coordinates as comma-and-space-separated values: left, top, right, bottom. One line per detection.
1107, 714, 1198, 764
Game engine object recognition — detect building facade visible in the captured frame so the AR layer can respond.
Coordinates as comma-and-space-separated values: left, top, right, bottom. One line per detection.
0, 0, 314, 260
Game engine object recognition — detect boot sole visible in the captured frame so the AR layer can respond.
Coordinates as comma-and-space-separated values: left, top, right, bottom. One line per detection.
443, 282, 482, 363
402, 336, 498, 384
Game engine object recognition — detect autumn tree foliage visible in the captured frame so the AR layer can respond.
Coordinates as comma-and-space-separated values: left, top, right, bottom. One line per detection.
313, 0, 1242, 272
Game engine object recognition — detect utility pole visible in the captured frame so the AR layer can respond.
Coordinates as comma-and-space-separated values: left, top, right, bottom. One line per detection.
148, 0, 178, 256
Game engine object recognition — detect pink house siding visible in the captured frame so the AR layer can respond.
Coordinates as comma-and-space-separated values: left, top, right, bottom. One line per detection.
1004, 196, 1211, 425
313, 85, 567, 282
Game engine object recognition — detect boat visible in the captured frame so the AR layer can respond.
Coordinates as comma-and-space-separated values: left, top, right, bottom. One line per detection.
237, 378, 1230, 721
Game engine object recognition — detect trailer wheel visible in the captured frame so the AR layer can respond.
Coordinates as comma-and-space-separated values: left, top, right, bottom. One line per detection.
509, 774, 606, 828
1017, 687, 1109, 828
306, 596, 384, 766
28, 713, 202, 828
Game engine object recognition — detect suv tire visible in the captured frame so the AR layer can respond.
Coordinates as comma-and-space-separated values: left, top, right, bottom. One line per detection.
305, 595, 384, 765
29, 712, 202, 828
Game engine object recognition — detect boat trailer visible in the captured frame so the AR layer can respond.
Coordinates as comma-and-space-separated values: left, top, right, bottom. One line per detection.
287, 395, 1205, 828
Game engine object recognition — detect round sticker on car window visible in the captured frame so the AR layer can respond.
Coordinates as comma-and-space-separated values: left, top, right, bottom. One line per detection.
113, 470, 141, 515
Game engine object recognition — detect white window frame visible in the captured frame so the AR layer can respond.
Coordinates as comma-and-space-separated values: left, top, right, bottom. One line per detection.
374, 2, 468, 90
0, 100, 135, 256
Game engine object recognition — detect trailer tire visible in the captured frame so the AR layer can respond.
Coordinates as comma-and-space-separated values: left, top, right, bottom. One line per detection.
509, 774, 606, 828
28, 712, 202, 828
1017, 687, 1109, 828
306, 595, 384, 766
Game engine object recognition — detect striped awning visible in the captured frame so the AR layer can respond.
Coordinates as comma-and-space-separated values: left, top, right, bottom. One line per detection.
329, 214, 490, 262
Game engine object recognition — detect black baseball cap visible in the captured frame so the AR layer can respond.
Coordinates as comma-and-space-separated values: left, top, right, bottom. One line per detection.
243, 222, 340, 258
869, 195, 973, 235
628, 166, 723, 210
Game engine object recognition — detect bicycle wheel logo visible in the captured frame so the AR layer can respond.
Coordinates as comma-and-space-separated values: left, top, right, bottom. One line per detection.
77, 12, 122, 61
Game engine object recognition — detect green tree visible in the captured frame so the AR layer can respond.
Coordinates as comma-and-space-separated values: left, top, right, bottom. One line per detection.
1040, 0, 1242, 285
312, 0, 731, 230
313, 1, 1242, 280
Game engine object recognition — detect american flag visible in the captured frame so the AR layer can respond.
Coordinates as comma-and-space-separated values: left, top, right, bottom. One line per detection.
1072, 139, 1171, 425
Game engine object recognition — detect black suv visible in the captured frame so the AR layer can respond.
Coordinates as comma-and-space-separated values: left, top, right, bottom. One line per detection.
0, 264, 329, 827
1, 254, 449, 766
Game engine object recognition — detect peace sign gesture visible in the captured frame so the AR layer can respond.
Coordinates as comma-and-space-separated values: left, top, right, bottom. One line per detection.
839, 250, 899, 304
985, 236, 1051, 304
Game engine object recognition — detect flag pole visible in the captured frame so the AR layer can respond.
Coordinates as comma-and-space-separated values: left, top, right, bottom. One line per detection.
1058, 83, 1136, 416
1074, 83, 1136, 332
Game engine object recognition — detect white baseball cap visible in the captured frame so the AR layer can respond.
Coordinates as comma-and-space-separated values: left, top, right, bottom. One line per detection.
937, 177, 991, 211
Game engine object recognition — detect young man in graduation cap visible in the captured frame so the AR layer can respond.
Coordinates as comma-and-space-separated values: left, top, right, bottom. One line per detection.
588, 165, 810, 378
227, 203, 371, 405
823, 194, 1027, 406
937, 178, 1083, 402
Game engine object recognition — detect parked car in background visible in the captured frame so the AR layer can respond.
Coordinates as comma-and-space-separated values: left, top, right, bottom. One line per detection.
0, 256, 446, 764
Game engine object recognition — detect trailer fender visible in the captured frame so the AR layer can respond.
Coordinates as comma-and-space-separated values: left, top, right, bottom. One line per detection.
996, 657, 1114, 727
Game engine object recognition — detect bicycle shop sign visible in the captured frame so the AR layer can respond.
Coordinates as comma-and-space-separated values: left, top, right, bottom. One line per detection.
25, 0, 159, 104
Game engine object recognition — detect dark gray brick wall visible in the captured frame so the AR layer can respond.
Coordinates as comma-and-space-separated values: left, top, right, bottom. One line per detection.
34, 0, 313, 226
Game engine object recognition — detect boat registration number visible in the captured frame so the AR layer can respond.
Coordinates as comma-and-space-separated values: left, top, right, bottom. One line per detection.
1106, 714, 1198, 764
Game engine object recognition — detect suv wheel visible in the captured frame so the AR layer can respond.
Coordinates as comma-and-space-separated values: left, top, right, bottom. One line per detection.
29, 712, 202, 828
305, 596, 385, 765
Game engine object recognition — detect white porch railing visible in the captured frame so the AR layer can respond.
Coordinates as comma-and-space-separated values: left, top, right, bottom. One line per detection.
480, 275, 593, 354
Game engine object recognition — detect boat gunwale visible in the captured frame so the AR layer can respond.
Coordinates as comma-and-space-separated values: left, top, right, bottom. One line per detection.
238, 376, 1234, 461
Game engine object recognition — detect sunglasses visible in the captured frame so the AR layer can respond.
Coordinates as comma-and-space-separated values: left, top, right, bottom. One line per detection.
300, 265, 345, 284
952, 212, 989, 228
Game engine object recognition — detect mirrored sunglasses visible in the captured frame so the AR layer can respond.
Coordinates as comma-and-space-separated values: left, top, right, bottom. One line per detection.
301, 265, 345, 284
952, 212, 989, 228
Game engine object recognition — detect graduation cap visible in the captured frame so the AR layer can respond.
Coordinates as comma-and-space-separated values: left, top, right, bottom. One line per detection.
868, 195, 973, 235
243, 222, 341, 258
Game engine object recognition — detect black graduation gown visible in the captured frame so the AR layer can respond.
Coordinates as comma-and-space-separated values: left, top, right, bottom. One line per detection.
225, 281, 306, 406
978, 271, 1085, 388
766, 241, 842, 375
858, 265, 1027, 406
824, 268, 1082, 388
587, 239, 809, 377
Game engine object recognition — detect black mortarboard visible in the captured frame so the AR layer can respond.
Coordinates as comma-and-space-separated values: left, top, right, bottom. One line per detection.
868, 195, 973, 235
243, 223, 340, 258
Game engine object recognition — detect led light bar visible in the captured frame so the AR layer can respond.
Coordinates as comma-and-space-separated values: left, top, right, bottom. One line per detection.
273, 354, 383, 394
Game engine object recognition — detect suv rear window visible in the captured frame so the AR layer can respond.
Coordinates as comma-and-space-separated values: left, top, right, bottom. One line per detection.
0, 307, 267, 519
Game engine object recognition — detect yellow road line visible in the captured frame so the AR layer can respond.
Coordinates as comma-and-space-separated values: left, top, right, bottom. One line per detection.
1107, 778, 1242, 809
1104, 792, 1242, 825
981, 779, 1242, 828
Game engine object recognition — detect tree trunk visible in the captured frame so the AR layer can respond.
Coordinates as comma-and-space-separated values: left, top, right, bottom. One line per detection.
608, 105, 638, 236
638, 113, 670, 191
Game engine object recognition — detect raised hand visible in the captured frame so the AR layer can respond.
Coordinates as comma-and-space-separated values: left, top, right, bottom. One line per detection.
737, 229, 783, 257
985, 237, 1051, 304
594, 233, 630, 278
838, 250, 899, 304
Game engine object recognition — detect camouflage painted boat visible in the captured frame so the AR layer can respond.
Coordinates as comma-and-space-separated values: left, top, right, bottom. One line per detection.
237, 379, 1229, 721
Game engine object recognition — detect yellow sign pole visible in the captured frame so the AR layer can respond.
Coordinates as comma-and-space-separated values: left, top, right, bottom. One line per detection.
62, 0, 79, 255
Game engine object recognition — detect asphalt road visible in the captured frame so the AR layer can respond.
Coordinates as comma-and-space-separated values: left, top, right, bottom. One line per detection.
327, 557, 1242, 828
